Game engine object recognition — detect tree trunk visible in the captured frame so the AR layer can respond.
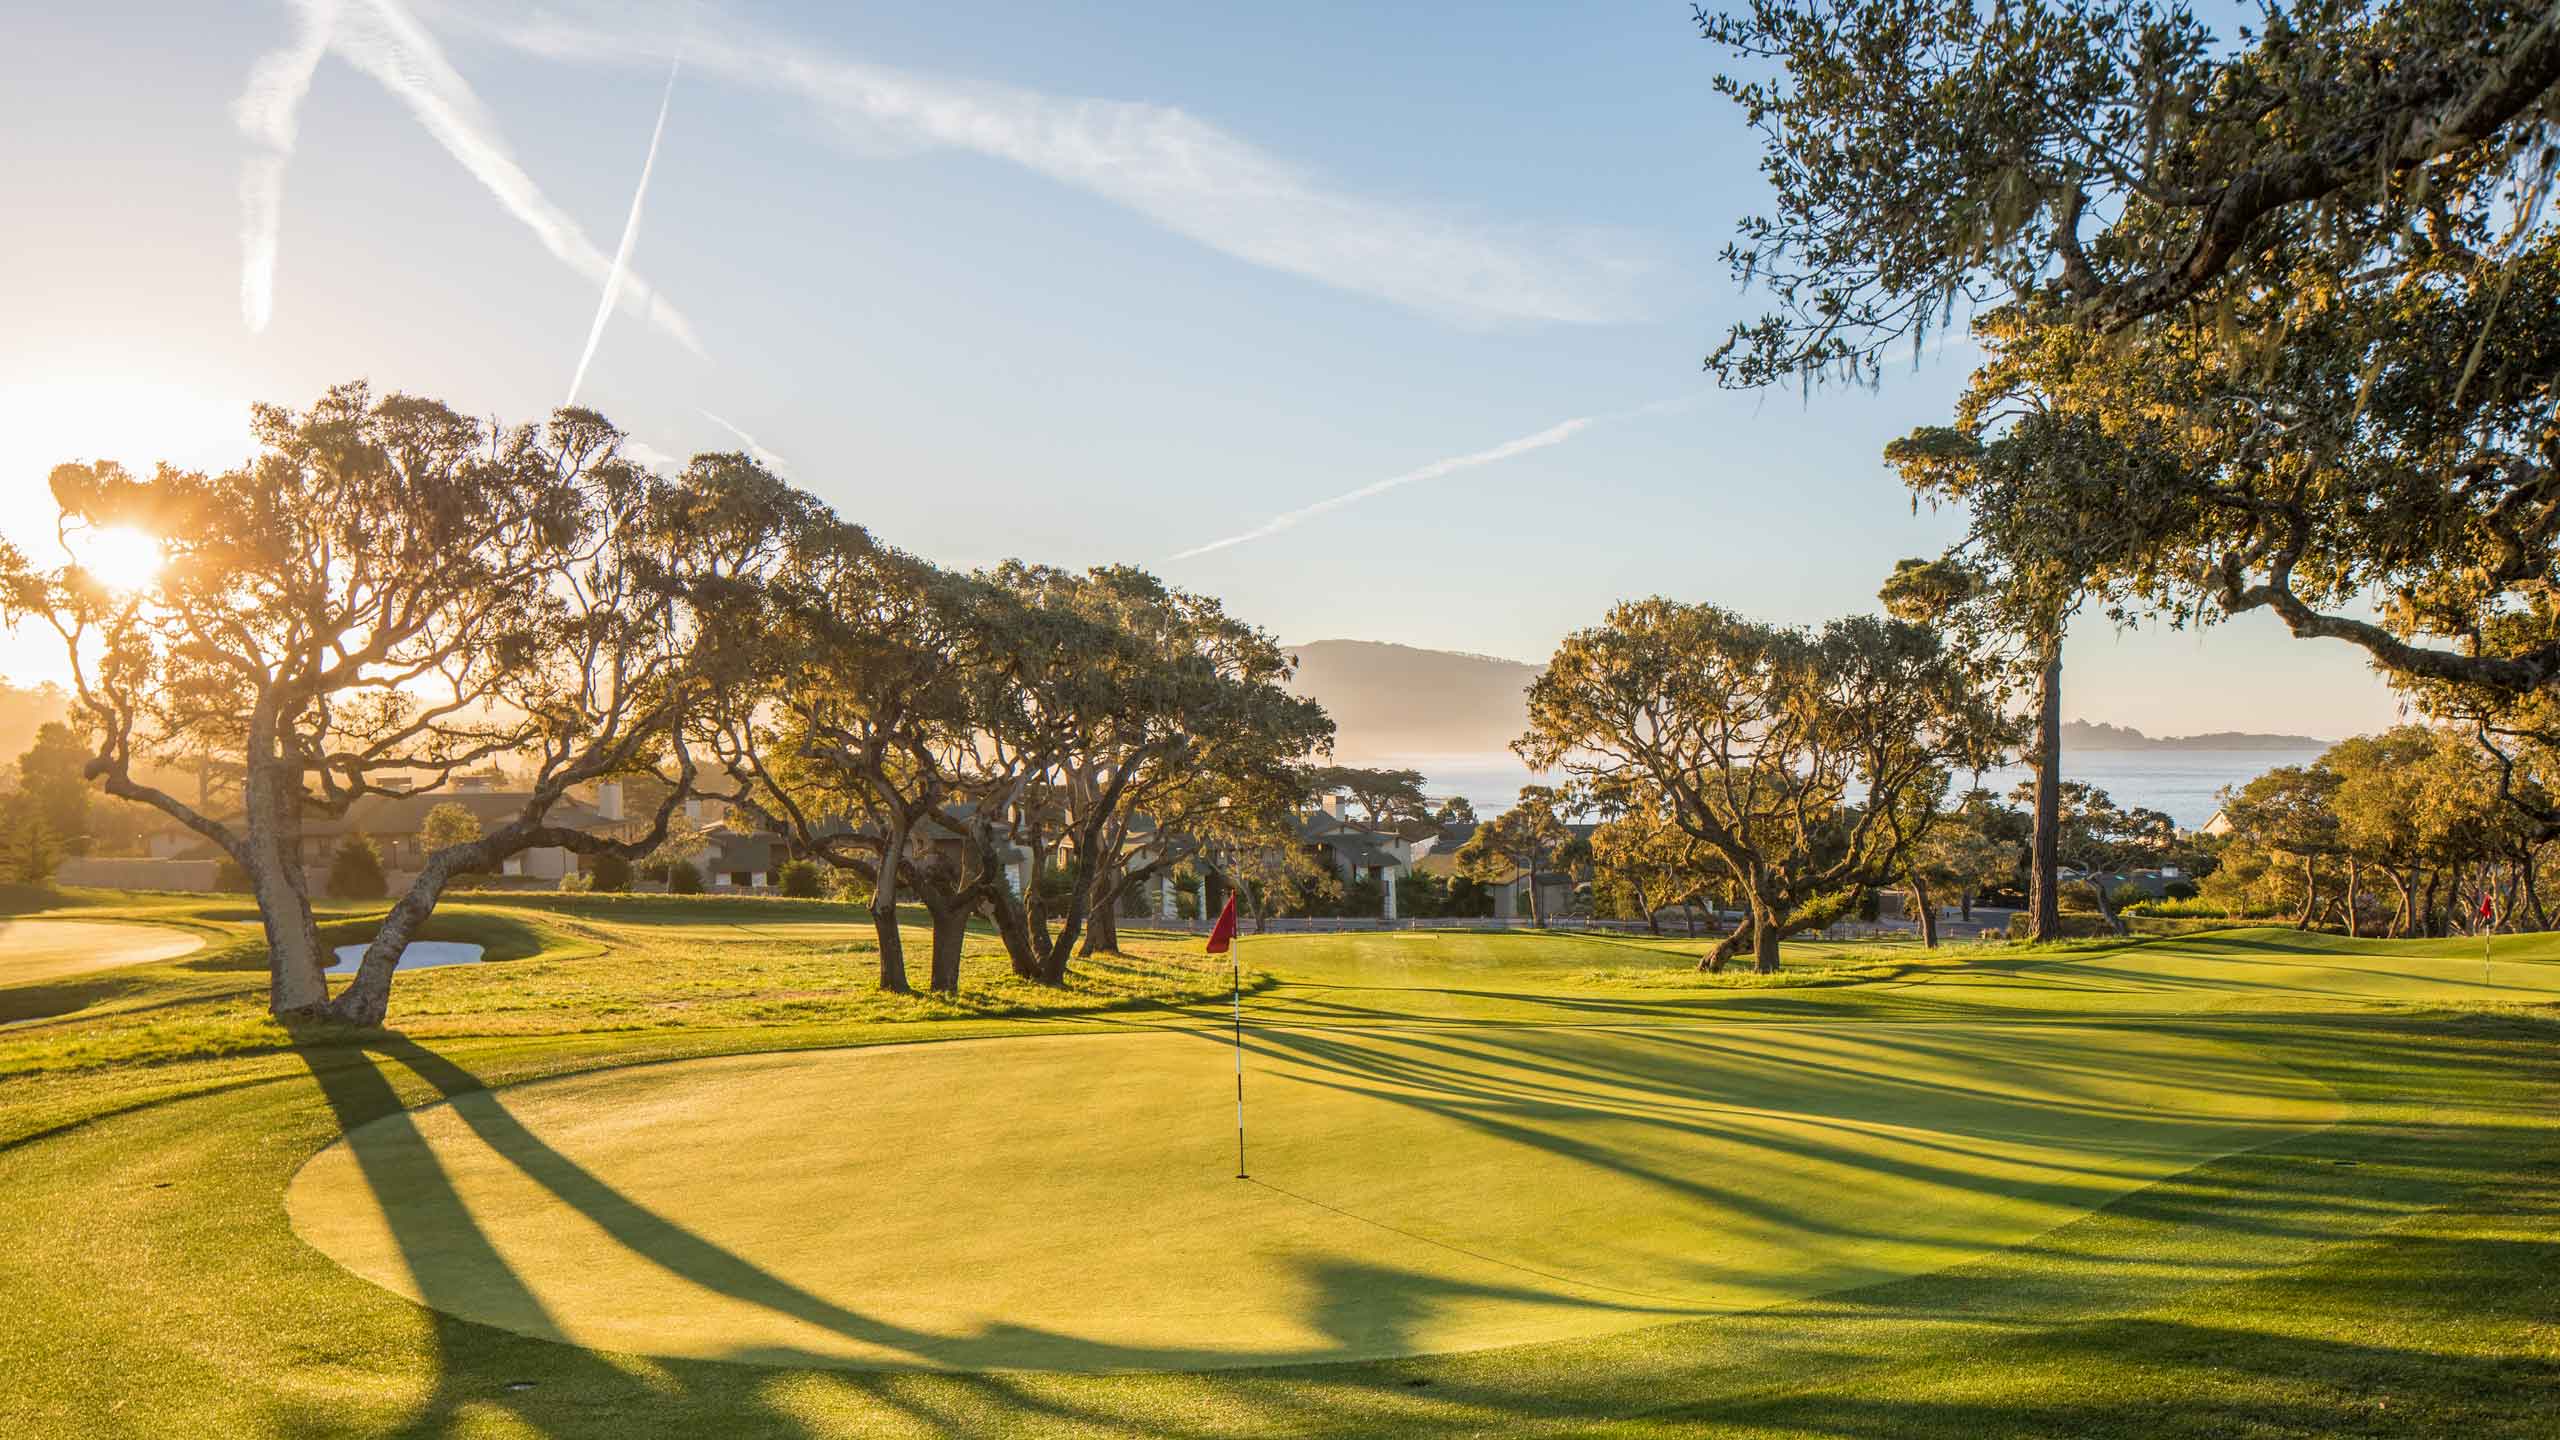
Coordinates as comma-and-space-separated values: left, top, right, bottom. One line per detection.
872, 824, 912, 994
1960, 888, 1973, 922
2421, 869, 2443, 939
1700, 916, 1754, 973
1082, 903, 1119, 956
1079, 868, 1122, 957
2296, 854, 2318, 929
2525, 849, 2549, 931
1525, 869, 1547, 928
2090, 879, 2127, 938
254, 838, 330, 1014
2030, 638, 2063, 943
926, 902, 970, 994
320, 860, 455, 1026
1911, 872, 1939, 948
2344, 858, 2361, 938
1752, 908, 1784, 974
245, 757, 331, 1016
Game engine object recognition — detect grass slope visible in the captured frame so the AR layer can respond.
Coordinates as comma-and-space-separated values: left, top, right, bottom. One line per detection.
0, 910, 2552, 1436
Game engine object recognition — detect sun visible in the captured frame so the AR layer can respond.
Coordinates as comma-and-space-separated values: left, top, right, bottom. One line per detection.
69, 525, 165, 593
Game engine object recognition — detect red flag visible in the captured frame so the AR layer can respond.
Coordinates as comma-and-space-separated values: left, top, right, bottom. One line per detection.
2480, 891, 2497, 922
1206, 894, 1239, 954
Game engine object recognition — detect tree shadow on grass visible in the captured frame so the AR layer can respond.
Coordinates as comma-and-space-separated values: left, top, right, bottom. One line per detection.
278, 1037, 1706, 1438
259, 1005, 2560, 1439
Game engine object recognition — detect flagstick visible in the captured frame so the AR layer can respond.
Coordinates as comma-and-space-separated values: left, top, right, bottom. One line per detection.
1232, 937, 1247, 1180
2481, 874, 2494, 987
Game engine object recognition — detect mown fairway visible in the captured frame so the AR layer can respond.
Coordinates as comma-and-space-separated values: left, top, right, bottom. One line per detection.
2, 898, 2556, 1436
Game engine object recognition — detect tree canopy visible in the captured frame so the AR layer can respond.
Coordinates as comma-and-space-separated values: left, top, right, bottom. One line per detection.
1703, 0, 2560, 792
1519, 599, 2009, 970
3, 384, 779, 1021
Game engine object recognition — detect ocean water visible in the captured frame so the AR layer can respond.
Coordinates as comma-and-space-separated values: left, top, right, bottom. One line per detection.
1378, 748, 2326, 831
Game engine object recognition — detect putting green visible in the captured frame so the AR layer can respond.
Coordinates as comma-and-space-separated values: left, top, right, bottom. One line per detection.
290, 1019, 2335, 1372
0, 919, 204, 987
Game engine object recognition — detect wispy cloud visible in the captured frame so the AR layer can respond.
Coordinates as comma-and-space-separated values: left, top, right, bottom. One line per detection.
233, 0, 336, 332
429, 0, 1652, 327
233, 0, 701, 353
620, 436, 682, 472
567, 59, 682, 406
699, 410, 789, 473
1169, 416, 1597, 562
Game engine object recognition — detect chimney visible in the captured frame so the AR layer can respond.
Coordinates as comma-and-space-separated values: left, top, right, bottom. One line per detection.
597, 781, 624, 822
1320, 794, 1345, 819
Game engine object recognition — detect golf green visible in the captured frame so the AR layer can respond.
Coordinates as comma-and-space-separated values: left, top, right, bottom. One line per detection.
0, 918, 204, 987
289, 1016, 2336, 1372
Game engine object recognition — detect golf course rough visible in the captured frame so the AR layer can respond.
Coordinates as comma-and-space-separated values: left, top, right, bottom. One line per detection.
289, 1016, 2338, 1372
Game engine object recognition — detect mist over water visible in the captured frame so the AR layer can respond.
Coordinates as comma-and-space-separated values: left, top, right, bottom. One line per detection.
1385, 748, 2326, 830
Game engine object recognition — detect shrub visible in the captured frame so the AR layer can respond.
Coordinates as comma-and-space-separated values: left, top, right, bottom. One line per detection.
778, 859, 825, 898
215, 858, 252, 893
2163, 878, 2200, 901
326, 837, 388, 899
420, 801, 483, 853
557, 871, 593, 893
2126, 895, 2280, 920
588, 852, 635, 893
2006, 912, 2118, 940
666, 859, 703, 895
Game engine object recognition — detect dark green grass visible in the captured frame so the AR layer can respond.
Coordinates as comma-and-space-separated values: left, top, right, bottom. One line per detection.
0, 906, 2552, 1436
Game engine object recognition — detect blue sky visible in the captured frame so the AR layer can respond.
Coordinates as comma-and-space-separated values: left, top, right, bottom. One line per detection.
0, 0, 2408, 738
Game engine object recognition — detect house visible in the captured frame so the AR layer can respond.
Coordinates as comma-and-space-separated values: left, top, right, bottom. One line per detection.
2200, 808, 2235, 838
1408, 847, 1574, 920
692, 824, 781, 890
145, 774, 611, 885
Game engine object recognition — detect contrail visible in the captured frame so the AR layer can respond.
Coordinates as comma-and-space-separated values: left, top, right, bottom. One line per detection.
430, 0, 1656, 327
1170, 413, 1620, 562
230, 0, 702, 352
700, 410, 790, 473
233, 0, 336, 332
567, 58, 681, 406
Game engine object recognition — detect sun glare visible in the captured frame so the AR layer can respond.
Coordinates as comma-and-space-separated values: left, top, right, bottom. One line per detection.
70, 525, 166, 593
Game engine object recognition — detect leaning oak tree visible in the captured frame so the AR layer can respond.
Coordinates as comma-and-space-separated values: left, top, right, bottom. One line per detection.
1520, 600, 2008, 972
726, 518, 1000, 995
5, 384, 759, 1023
965, 563, 1329, 981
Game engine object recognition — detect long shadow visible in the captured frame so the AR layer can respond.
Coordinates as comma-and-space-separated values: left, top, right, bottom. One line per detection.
286, 1043, 848, 1440
260, 956, 2558, 1436
1156, 1011, 2411, 1277
288, 1035, 1713, 1428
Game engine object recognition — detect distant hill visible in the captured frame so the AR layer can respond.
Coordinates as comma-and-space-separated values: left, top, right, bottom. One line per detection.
2062, 720, 2326, 752
1281, 641, 2332, 759
1282, 640, 1541, 759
